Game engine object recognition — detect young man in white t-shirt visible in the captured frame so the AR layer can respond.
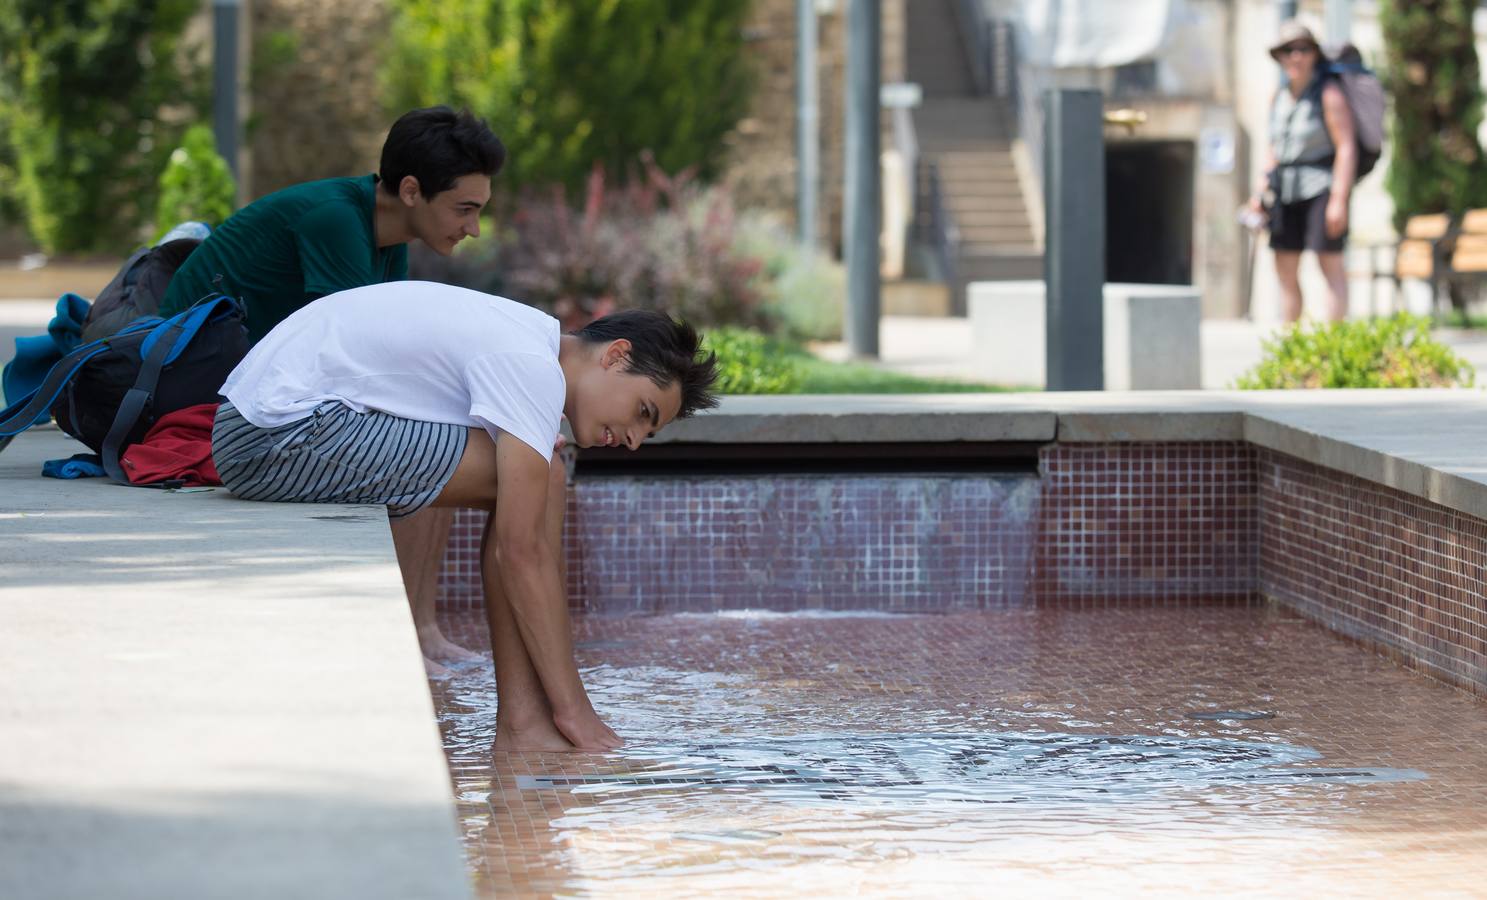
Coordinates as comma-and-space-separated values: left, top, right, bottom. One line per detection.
211, 280, 719, 751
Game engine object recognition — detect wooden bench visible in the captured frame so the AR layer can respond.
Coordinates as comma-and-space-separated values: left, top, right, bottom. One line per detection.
1383, 213, 1451, 318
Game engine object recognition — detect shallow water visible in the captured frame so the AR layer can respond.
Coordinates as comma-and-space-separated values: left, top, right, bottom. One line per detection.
432, 606, 1487, 898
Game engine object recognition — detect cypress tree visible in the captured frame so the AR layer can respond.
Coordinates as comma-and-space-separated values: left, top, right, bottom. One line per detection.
1380, 0, 1487, 233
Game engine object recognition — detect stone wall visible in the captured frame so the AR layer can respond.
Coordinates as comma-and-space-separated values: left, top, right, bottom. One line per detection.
723, 0, 905, 253
246, 0, 392, 199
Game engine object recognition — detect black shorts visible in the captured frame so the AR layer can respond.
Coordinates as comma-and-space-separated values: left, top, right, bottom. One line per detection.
1269, 190, 1347, 254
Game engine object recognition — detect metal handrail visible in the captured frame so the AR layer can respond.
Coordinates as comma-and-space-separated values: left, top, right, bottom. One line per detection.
916, 159, 960, 289
1009, 20, 1050, 189
954, 0, 994, 95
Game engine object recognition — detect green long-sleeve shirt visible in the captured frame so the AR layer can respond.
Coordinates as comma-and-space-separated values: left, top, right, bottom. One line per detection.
159, 174, 408, 344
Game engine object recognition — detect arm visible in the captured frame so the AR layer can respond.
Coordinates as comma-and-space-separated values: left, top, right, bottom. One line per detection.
1321, 82, 1357, 237
491, 435, 619, 749
1251, 89, 1281, 212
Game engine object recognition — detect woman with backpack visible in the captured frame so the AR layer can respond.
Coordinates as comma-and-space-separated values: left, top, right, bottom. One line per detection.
1249, 20, 1358, 323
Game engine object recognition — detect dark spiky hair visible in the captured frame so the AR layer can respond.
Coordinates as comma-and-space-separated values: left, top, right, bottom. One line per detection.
571, 310, 719, 418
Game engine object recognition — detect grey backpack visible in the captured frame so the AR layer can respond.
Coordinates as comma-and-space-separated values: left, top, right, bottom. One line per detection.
1324, 42, 1386, 180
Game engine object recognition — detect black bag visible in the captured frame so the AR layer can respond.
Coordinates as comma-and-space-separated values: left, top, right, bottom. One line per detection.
80, 237, 202, 343
0, 295, 249, 483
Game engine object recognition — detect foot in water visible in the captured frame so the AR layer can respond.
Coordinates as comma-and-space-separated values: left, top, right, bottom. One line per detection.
419, 626, 485, 668
494, 716, 578, 752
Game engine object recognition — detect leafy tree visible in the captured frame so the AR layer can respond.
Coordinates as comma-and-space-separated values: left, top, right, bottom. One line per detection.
1380, 0, 1487, 232
383, 0, 755, 194
0, 0, 202, 253
155, 124, 237, 239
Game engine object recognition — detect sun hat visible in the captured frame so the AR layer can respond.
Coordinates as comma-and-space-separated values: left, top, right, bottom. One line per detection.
1269, 20, 1320, 61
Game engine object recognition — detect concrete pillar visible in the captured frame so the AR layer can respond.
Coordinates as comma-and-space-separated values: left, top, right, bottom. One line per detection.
1043, 89, 1105, 391
844, 0, 881, 358
212, 0, 241, 183
797, 0, 820, 247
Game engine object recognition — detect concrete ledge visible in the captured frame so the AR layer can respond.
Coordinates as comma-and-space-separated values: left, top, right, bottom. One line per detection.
661, 389, 1487, 520
655, 395, 1058, 443
0, 430, 469, 900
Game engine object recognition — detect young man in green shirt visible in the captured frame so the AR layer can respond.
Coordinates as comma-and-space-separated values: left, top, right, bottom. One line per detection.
163, 106, 506, 674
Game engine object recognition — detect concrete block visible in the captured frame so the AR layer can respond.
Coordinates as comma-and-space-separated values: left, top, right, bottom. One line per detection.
968, 281, 1202, 390
968, 280, 1046, 387
1103, 284, 1203, 391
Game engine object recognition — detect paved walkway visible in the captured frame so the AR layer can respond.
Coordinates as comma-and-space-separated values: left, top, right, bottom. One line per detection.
813, 314, 1487, 389
0, 428, 470, 900
9, 298, 1487, 391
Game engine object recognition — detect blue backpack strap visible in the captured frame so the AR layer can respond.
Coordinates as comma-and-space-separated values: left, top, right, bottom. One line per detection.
0, 341, 112, 441
100, 294, 238, 484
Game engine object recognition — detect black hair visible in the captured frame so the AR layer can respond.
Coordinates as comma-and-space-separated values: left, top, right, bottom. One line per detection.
571, 310, 720, 419
378, 106, 506, 199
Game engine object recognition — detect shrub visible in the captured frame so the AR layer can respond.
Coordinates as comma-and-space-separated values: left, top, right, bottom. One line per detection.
154, 125, 236, 240
498, 160, 768, 330
1234, 314, 1475, 389
702, 327, 805, 395
383, 0, 755, 195
0, 0, 204, 253
733, 212, 845, 342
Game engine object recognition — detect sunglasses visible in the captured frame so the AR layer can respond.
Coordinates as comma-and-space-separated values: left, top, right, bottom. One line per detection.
1276, 43, 1316, 57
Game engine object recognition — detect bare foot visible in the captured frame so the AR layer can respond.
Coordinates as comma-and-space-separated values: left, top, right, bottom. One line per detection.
494, 718, 577, 752
425, 656, 452, 679
418, 626, 484, 665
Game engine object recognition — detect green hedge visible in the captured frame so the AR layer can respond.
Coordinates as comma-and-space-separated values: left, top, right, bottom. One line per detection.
383, 0, 754, 195
1235, 314, 1474, 389
0, 0, 203, 253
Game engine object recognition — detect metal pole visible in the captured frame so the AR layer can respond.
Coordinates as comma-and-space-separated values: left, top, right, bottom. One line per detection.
213, 0, 241, 181
845, 0, 881, 358
797, 0, 819, 247
1044, 89, 1104, 391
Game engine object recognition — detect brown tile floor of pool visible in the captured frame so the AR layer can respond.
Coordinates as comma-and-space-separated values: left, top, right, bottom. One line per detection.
430, 605, 1487, 899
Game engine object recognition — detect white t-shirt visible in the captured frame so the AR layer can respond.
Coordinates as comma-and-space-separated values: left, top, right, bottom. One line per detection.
221, 281, 565, 461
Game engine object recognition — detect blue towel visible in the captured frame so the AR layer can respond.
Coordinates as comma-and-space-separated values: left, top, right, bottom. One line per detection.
42, 452, 105, 479
2, 292, 91, 426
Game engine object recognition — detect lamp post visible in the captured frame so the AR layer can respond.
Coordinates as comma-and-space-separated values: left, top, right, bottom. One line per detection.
844, 0, 881, 358
797, 0, 819, 247
213, 0, 241, 182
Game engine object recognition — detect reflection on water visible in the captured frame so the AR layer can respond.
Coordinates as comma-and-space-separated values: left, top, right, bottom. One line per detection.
438, 650, 1431, 896
519, 733, 1424, 804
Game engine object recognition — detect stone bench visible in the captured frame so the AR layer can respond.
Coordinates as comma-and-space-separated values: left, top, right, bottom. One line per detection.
967, 280, 1203, 389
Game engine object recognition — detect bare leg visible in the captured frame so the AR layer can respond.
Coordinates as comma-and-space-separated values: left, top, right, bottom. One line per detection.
487, 453, 575, 751
390, 507, 481, 673
1275, 250, 1304, 323
1316, 251, 1349, 322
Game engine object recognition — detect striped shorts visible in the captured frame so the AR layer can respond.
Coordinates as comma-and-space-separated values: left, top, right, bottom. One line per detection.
211, 400, 467, 518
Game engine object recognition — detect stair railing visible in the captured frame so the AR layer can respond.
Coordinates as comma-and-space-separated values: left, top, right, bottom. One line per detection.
1009, 20, 1049, 190
954, 0, 995, 96
916, 159, 960, 292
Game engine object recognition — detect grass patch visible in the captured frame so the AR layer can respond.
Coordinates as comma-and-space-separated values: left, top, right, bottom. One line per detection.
793, 355, 1021, 393
703, 326, 1020, 395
